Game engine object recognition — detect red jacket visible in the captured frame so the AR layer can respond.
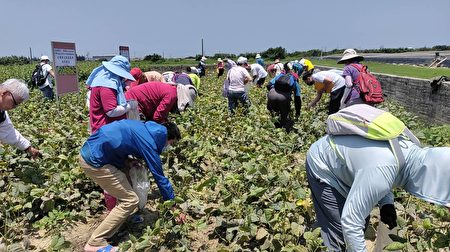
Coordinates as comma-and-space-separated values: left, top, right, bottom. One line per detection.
125, 82, 177, 123
90, 86, 126, 134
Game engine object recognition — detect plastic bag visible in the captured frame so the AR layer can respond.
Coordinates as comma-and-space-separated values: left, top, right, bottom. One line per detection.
129, 163, 150, 209
127, 100, 140, 121
222, 79, 230, 97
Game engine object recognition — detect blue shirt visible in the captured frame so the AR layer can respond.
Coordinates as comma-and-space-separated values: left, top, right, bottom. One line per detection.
256, 58, 265, 67
80, 120, 174, 200
269, 73, 301, 97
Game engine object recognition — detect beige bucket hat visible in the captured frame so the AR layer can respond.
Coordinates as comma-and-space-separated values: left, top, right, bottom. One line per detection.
337, 48, 364, 64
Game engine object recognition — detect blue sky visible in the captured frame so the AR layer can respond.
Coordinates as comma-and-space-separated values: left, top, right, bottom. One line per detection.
2, 0, 449, 58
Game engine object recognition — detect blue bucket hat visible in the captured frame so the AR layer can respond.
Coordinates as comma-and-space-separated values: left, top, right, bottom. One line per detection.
102, 55, 135, 81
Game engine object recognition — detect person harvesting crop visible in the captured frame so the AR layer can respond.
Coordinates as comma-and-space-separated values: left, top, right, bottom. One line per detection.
337, 49, 365, 108
86, 55, 137, 134
217, 58, 225, 78
299, 58, 315, 77
255, 53, 265, 68
303, 70, 346, 114
186, 67, 201, 90
80, 120, 186, 252
306, 106, 450, 251
225, 57, 252, 113
246, 62, 268, 88
266, 63, 301, 131
86, 55, 137, 210
125, 81, 197, 122
198, 56, 207, 77
0, 79, 40, 158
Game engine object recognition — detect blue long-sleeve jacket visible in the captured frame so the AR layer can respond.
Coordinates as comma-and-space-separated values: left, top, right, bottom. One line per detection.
80, 119, 175, 200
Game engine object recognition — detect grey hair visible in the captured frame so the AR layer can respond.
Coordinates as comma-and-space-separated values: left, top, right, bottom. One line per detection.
1, 79, 30, 102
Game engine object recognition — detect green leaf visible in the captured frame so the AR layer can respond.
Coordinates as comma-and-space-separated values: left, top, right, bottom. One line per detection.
422, 218, 433, 230
30, 188, 45, 197
384, 241, 406, 251
196, 176, 217, 191
290, 222, 304, 237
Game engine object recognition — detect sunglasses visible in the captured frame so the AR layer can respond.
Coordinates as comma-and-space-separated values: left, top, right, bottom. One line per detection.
9, 92, 18, 107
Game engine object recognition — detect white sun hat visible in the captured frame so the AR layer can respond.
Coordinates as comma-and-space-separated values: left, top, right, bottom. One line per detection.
237, 56, 248, 64
337, 48, 364, 64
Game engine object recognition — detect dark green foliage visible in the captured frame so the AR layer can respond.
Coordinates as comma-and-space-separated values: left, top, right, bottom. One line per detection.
144, 53, 164, 62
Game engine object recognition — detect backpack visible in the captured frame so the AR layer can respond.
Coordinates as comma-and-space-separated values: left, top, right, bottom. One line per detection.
274, 73, 294, 92
351, 64, 384, 104
326, 104, 420, 169
31, 64, 48, 87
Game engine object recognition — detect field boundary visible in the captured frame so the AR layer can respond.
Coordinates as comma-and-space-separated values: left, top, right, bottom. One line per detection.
317, 66, 450, 124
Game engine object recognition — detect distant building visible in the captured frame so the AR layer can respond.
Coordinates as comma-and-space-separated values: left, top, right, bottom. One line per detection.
91, 55, 115, 61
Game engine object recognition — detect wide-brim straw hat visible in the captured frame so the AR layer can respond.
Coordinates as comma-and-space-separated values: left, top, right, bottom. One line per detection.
337, 49, 364, 64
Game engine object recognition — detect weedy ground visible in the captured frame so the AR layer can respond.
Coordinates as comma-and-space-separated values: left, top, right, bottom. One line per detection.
0, 63, 449, 251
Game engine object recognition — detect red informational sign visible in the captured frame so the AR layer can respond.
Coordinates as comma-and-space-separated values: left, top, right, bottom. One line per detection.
119, 46, 130, 61
51, 41, 79, 96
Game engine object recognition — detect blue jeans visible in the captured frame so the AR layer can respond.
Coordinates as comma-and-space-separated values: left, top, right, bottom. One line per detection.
40, 85, 54, 100
227, 91, 251, 113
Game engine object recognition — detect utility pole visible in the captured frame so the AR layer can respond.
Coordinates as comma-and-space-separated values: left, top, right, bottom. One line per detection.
29, 47, 33, 64
201, 38, 204, 56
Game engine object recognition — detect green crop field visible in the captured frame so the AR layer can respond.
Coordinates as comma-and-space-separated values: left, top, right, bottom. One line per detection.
0, 62, 449, 251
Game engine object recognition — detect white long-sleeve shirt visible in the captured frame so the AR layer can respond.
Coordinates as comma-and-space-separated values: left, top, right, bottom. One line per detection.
0, 111, 30, 150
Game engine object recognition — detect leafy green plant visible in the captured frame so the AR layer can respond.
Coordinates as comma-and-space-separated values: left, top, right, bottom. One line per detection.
0, 62, 448, 251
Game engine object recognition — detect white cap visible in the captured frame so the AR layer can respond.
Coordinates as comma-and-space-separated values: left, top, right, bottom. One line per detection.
255, 54, 261, 59
201, 56, 207, 61
237, 56, 248, 64
40, 55, 50, 61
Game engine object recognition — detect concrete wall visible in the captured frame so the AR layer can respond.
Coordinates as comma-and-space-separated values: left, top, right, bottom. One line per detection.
317, 66, 450, 124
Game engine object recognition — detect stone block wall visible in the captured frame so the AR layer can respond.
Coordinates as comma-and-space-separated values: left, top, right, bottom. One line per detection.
317, 66, 450, 124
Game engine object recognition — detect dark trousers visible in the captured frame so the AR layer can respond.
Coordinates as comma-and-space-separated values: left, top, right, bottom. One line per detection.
40, 85, 54, 100
267, 88, 292, 131
217, 68, 224, 78
227, 91, 251, 113
328, 86, 345, 114
256, 77, 266, 87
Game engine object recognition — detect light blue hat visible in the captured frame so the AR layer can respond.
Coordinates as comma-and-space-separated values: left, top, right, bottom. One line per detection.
102, 55, 135, 81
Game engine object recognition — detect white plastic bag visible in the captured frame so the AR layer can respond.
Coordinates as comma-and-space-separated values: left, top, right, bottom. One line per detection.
222, 79, 230, 97
129, 163, 150, 209
127, 100, 140, 121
